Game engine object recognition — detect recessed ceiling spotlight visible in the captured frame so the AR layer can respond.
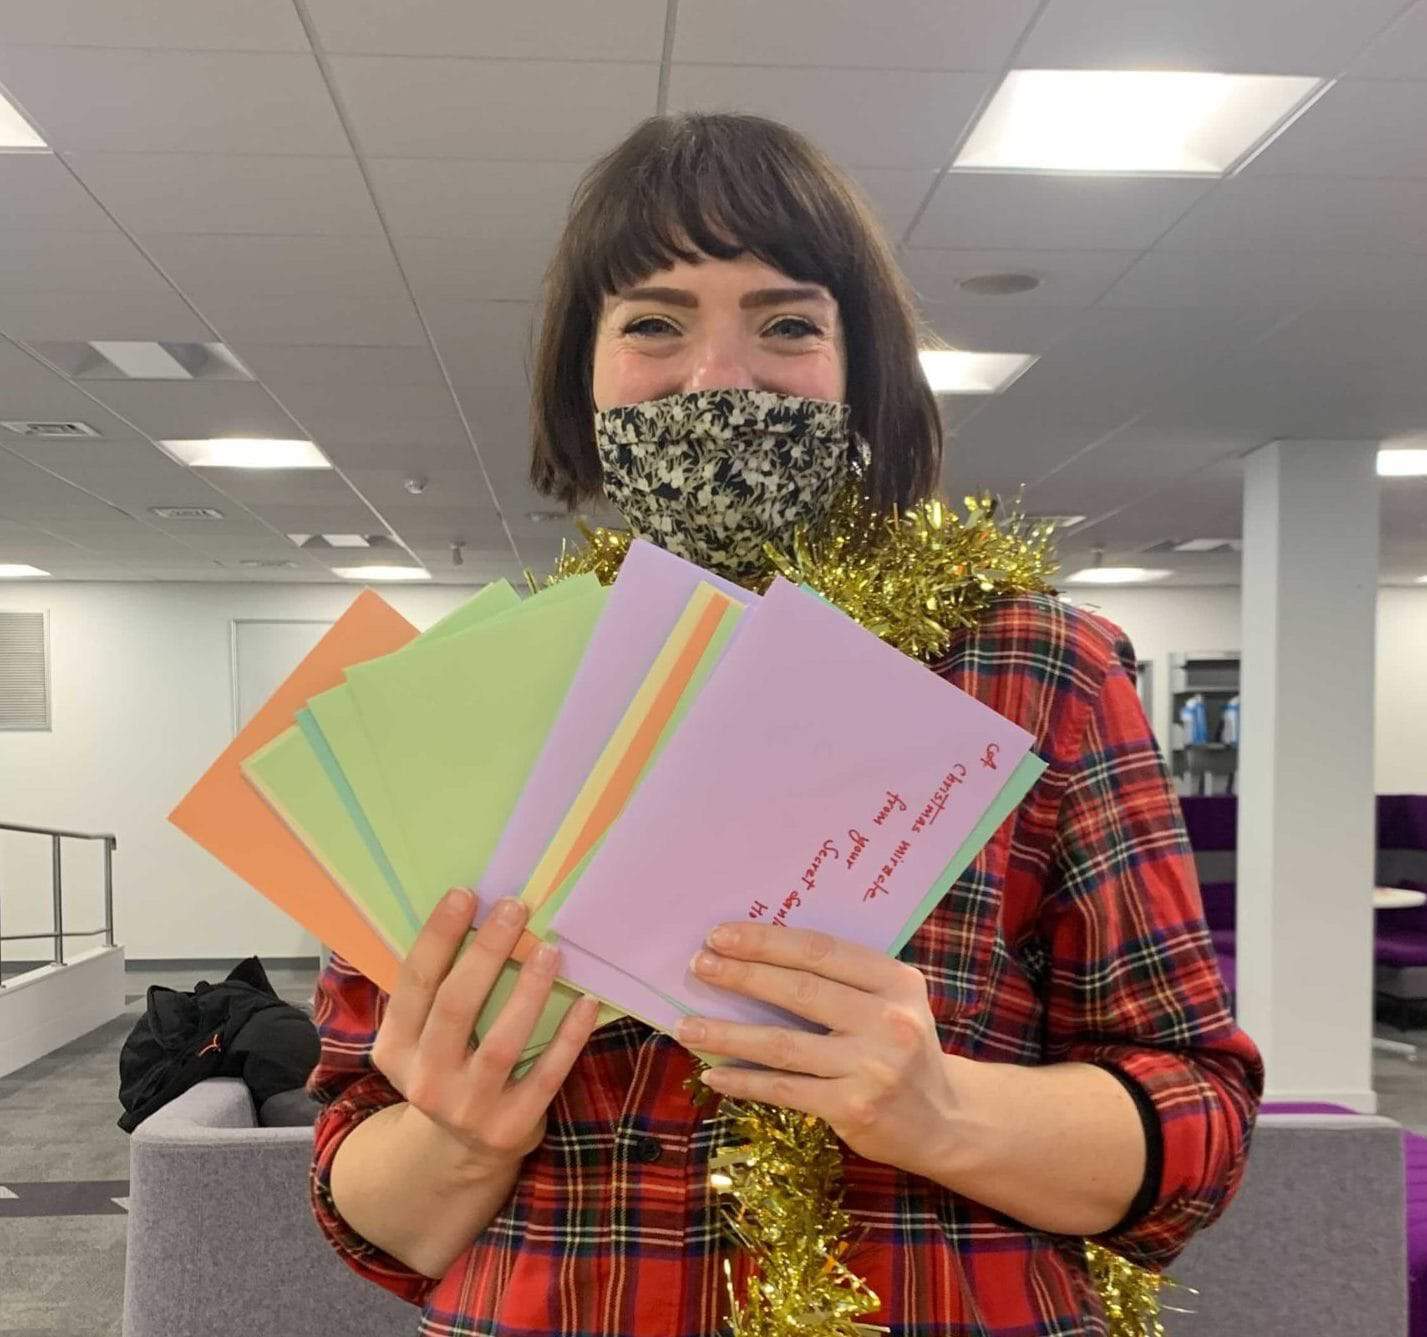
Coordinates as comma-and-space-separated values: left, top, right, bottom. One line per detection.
919, 349, 1038, 394
1064, 567, 1172, 585
954, 69, 1327, 176
957, 272, 1042, 297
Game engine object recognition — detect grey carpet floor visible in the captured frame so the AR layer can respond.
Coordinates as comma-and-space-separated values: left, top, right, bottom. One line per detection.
1, 961, 1424, 1336
0, 963, 318, 1337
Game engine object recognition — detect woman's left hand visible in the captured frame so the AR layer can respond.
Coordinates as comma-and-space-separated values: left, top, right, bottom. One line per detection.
677, 921, 961, 1179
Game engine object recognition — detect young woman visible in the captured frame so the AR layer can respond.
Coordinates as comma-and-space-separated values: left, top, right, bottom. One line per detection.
307, 113, 1263, 1336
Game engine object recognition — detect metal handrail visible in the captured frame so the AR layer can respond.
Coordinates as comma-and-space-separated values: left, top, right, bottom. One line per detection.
0, 820, 116, 987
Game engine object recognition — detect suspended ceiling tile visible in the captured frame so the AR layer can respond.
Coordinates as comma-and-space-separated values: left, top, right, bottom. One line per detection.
305, 0, 668, 61
328, 55, 659, 160
673, 0, 1040, 70
0, 154, 119, 230
0, 0, 309, 49
1015, 0, 1410, 74
0, 288, 211, 342
63, 152, 381, 236
912, 174, 1210, 250
667, 64, 990, 170
0, 48, 349, 154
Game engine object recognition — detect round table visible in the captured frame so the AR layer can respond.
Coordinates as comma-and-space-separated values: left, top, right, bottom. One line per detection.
1375, 887, 1427, 1060
1376, 887, 1427, 911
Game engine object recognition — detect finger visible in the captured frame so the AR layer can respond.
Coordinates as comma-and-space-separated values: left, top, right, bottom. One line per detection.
418, 897, 533, 1071
675, 1016, 848, 1077
698, 1064, 833, 1122
499, 994, 602, 1131
461, 940, 565, 1086
705, 922, 911, 995
689, 949, 866, 1032
382, 888, 479, 1060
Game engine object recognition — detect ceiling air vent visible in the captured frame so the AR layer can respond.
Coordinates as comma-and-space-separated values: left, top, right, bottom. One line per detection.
1, 420, 101, 438
150, 506, 225, 521
237, 559, 299, 569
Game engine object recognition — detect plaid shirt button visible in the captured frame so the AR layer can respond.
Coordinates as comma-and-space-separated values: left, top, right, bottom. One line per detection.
632, 1135, 663, 1164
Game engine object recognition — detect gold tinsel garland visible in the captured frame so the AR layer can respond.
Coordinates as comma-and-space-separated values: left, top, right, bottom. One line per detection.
537, 490, 1172, 1337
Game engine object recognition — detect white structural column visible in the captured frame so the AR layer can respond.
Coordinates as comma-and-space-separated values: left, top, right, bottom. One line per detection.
1238, 439, 1379, 1110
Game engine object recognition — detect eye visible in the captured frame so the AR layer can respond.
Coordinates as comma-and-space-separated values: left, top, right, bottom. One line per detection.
622, 315, 681, 338
763, 316, 822, 340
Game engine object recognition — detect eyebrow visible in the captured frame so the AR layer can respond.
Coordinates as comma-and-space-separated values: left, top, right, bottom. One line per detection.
614, 285, 833, 310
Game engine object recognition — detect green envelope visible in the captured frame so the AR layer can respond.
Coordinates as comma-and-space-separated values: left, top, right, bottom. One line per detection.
300, 577, 590, 909
241, 582, 526, 949
244, 728, 421, 952
341, 573, 608, 924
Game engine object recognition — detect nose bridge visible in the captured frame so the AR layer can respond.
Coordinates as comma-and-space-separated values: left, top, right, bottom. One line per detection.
684, 319, 755, 393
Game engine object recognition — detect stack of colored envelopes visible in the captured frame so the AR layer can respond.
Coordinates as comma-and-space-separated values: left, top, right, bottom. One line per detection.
171, 540, 1046, 1060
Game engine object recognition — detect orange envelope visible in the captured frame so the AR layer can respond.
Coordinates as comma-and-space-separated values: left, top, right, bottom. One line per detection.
169, 590, 415, 992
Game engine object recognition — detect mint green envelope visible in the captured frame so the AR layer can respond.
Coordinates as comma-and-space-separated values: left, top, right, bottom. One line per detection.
298, 579, 593, 908
243, 728, 421, 953
342, 574, 609, 924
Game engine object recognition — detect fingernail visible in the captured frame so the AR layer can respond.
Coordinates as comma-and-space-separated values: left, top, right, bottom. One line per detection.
691, 950, 720, 977
444, 888, 473, 916
707, 924, 737, 950
532, 942, 558, 972
677, 1017, 707, 1043
495, 898, 525, 926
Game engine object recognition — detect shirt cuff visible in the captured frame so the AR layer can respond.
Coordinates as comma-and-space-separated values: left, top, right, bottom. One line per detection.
1085, 1058, 1164, 1236
309, 1072, 438, 1308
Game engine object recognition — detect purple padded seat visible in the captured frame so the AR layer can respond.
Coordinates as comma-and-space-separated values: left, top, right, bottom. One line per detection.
1216, 951, 1236, 994
1265, 1102, 1426, 1337
1378, 928, 1427, 970
1209, 927, 1237, 956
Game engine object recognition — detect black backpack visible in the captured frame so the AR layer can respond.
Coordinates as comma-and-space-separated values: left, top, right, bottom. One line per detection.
117, 955, 319, 1132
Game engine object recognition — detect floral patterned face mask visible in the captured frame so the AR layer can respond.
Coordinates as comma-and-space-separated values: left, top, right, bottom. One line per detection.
593, 388, 869, 579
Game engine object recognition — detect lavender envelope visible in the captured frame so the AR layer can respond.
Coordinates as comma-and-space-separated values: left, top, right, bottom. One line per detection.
549, 577, 1037, 1030
480, 540, 757, 1032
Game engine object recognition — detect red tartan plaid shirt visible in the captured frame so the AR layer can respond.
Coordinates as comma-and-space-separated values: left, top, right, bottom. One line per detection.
306, 592, 1263, 1336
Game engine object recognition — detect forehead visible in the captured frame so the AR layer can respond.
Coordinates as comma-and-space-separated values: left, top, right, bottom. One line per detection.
607, 252, 837, 306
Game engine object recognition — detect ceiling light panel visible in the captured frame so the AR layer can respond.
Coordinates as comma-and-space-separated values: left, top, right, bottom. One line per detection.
0, 91, 46, 149
1064, 567, 1173, 585
162, 438, 331, 470
0, 564, 51, 578
333, 565, 429, 582
954, 70, 1327, 176
1379, 449, 1427, 478
920, 349, 1038, 394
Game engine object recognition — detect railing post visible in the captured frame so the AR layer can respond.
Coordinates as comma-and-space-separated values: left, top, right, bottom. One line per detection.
103, 839, 115, 948
51, 835, 64, 967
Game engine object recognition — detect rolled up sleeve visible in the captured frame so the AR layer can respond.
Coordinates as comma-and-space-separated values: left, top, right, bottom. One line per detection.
306, 952, 437, 1306
1038, 636, 1264, 1270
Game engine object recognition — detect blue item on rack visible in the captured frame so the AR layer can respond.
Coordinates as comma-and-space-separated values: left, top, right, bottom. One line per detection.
1179, 693, 1209, 745
1220, 695, 1240, 746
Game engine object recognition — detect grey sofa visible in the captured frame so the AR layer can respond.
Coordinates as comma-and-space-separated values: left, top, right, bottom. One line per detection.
124, 1080, 1407, 1337
122, 1078, 414, 1337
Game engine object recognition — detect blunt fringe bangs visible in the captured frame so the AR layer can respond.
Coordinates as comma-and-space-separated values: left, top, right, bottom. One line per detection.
530, 113, 943, 515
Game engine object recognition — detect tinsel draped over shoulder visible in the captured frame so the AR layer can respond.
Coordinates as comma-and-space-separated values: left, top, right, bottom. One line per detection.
533, 490, 1175, 1337
534, 487, 1059, 666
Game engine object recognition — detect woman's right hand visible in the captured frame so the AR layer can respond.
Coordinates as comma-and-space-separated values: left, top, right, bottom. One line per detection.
371, 888, 601, 1175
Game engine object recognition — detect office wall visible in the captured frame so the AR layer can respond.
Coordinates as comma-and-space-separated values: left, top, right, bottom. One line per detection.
1073, 585, 1427, 793
1, 580, 1422, 960
0, 581, 470, 961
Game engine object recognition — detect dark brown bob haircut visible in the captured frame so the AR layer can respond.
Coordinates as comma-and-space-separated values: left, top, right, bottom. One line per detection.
529, 112, 942, 515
